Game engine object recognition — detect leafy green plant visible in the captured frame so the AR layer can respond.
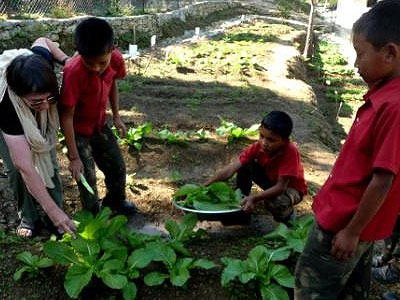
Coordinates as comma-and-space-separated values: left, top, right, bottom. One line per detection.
143, 241, 216, 287
158, 129, 188, 145
216, 119, 259, 142
173, 182, 242, 211
165, 213, 206, 256
43, 208, 145, 299
195, 128, 210, 141
124, 123, 153, 150
13, 252, 53, 281
264, 215, 314, 253
221, 246, 294, 300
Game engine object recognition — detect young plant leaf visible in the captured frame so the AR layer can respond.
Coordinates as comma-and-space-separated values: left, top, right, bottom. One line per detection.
260, 283, 290, 300
13, 266, 31, 281
144, 272, 168, 286
64, 265, 93, 298
44, 241, 79, 266
101, 273, 128, 290
122, 282, 137, 300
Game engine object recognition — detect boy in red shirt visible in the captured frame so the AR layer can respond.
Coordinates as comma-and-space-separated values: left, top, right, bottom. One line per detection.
59, 17, 136, 215
204, 111, 307, 224
295, 1, 400, 299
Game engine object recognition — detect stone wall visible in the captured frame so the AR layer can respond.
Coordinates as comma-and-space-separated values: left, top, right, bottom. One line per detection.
0, 1, 244, 55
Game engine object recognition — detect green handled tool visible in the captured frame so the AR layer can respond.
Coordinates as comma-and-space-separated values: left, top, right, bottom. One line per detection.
80, 174, 94, 195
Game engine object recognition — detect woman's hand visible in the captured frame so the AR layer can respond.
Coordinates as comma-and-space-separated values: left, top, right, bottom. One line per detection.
69, 157, 83, 181
47, 206, 76, 238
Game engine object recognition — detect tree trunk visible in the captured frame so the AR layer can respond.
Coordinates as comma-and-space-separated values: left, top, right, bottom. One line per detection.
303, 0, 317, 58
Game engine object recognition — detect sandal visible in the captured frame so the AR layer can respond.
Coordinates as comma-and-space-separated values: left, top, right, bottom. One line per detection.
16, 225, 35, 238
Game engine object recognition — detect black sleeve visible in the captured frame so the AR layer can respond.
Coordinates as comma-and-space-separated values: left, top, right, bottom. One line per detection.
0, 90, 24, 135
31, 46, 55, 69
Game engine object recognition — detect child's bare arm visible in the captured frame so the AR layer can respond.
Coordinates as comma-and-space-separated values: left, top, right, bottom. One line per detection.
242, 177, 289, 212
331, 170, 394, 260
59, 106, 82, 181
31, 37, 70, 65
204, 159, 242, 186
109, 81, 127, 137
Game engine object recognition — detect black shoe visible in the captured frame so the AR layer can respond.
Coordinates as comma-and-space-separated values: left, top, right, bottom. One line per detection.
102, 200, 138, 215
382, 292, 400, 300
372, 265, 400, 284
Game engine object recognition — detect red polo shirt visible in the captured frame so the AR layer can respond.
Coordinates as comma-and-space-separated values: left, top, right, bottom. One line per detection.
239, 141, 307, 196
313, 78, 400, 240
60, 49, 126, 136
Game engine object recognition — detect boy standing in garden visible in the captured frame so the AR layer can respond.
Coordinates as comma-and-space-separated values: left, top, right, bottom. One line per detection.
295, 1, 400, 299
204, 111, 307, 224
59, 17, 137, 215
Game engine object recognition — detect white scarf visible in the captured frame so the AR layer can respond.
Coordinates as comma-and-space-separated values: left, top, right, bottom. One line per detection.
0, 49, 59, 188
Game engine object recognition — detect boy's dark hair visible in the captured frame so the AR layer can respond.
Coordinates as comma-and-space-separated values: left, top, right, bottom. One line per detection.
261, 111, 293, 139
75, 17, 114, 58
6, 54, 59, 98
353, 0, 400, 50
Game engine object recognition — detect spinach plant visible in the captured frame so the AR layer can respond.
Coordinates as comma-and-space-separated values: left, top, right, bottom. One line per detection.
173, 182, 242, 211
43, 208, 147, 300
221, 246, 294, 300
165, 213, 206, 256
13, 251, 53, 281
264, 215, 314, 253
216, 119, 259, 142
195, 128, 210, 141
124, 123, 153, 150
158, 129, 188, 145
143, 240, 216, 287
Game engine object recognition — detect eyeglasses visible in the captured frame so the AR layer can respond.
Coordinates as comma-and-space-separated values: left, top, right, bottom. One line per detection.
23, 95, 58, 108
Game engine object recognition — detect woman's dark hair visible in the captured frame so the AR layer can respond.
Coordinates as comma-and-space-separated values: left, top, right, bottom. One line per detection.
261, 111, 293, 139
75, 17, 114, 58
353, 0, 400, 50
6, 54, 59, 98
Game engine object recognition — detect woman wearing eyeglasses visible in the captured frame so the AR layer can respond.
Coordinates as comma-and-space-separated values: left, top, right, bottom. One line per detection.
0, 38, 76, 237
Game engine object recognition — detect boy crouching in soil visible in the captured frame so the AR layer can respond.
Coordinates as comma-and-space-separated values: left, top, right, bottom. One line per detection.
295, 1, 400, 299
204, 111, 307, 225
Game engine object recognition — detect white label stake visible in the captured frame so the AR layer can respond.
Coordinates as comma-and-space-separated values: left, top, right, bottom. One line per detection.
151, 35, 156, 47
129, 44, 138, 59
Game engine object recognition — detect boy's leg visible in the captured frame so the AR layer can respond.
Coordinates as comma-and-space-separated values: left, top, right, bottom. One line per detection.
236, 162, 271, 196
75, 134, 100, 214
266, 188, 300, 222
338, 243, 373, 300
295, 223, 373, 300
90, 125, 135, 213
0, 131, 38, 233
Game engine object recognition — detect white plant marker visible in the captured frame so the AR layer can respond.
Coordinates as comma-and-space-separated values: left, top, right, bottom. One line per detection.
129, 44, 138, 59
151, 35, 156, 47
195, 27, 200, 37
241, 14, 245, 22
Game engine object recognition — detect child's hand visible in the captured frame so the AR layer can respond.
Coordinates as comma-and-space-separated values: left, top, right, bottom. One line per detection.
330, 228, 360, 260
69, 158, 83, 182
113, 117, 127, 138
242, 195, 256, 212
